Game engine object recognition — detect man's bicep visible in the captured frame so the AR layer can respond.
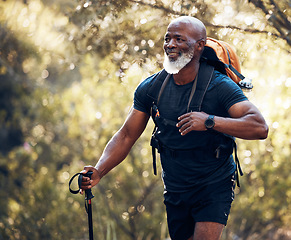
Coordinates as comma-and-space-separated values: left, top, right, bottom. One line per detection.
228, 100, 261, 118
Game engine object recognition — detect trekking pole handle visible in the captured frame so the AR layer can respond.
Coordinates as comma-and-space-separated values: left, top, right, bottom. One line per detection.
81, 171, 95, 200
69, 171, 95, 200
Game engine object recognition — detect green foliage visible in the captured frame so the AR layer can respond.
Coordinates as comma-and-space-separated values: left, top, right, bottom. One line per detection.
0, 0, 290, 239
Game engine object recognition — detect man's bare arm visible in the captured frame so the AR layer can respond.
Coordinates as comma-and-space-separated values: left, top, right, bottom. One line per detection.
177, 100, 268, 140
81, 108, 150, 190
213, 100, 268, 140
96, 108, 149, 177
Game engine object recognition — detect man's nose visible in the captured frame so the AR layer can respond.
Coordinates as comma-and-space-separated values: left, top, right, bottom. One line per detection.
167, 39, 177, 48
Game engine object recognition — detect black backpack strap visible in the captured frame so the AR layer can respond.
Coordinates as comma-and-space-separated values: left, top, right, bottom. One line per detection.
188, 60, 215, 112
147, 69, 170, 175
233, 140, 244, 187
150, 126, 159, 175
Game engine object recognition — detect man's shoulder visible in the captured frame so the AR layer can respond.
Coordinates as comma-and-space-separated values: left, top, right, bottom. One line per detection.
134, 71, 162, 114
137, 71, 161, 89
135, 71, 164, 98
213, 70, 232, 82
210, 70, 240, 88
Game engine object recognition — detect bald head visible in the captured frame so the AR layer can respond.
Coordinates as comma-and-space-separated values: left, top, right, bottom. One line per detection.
168, 16, 207, 41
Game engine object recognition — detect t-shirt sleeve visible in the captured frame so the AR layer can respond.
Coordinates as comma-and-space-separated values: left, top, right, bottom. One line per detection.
216, 73, 248, 111
133, 74, 156, 116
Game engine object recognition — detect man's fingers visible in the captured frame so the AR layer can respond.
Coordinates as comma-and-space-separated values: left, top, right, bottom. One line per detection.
81, 178, 91, 185
180, 125, 192, 135
177, 111, 209, 134
177, 116, 192, 128
178, 112, 191, 121
177, 113, 191, 126
178, 122, 190, 132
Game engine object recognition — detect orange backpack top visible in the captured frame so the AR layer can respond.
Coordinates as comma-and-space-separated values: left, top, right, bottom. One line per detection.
204, 37, 253, 90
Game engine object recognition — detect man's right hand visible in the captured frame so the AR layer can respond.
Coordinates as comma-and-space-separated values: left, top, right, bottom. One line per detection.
79, 165, 101, 194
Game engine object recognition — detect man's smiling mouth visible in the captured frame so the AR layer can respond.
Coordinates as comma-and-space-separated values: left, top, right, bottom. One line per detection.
167, 51, 181, 58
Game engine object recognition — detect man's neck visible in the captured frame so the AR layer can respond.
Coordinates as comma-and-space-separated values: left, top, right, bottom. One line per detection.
173, 59, 200, 85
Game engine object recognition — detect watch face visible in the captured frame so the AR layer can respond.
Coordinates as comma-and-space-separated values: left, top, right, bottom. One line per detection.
205, 115, 215, 129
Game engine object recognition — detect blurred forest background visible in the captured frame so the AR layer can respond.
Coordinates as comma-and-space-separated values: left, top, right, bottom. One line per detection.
0, 0, 290, 239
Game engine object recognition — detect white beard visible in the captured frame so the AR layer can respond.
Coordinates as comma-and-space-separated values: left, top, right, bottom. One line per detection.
163, 49, 194, 74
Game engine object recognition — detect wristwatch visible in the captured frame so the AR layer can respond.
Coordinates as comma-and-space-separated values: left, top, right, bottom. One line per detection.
205, 115, 215, 130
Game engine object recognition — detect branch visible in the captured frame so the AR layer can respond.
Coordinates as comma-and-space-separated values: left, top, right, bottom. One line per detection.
206, 23, 280, 37
129, 0, 181, 16
269, 0, 291, 28
248, 0, 291, 46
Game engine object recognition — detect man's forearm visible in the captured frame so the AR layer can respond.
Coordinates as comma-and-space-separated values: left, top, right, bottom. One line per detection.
213, 113, 268, 140
94, 129, 137, 178
93, 108, 149, 178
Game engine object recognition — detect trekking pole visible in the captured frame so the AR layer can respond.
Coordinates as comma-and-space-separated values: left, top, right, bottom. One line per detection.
69, 171, 95, 240
83, 172, 94, 240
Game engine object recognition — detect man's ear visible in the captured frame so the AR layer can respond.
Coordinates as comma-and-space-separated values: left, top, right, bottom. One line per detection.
196, 39, 206, 57
197, 39, 206, 50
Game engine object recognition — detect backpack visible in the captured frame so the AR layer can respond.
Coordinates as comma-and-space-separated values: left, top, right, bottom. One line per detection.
147, 38, 247, 186
203, 37, 253, 90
